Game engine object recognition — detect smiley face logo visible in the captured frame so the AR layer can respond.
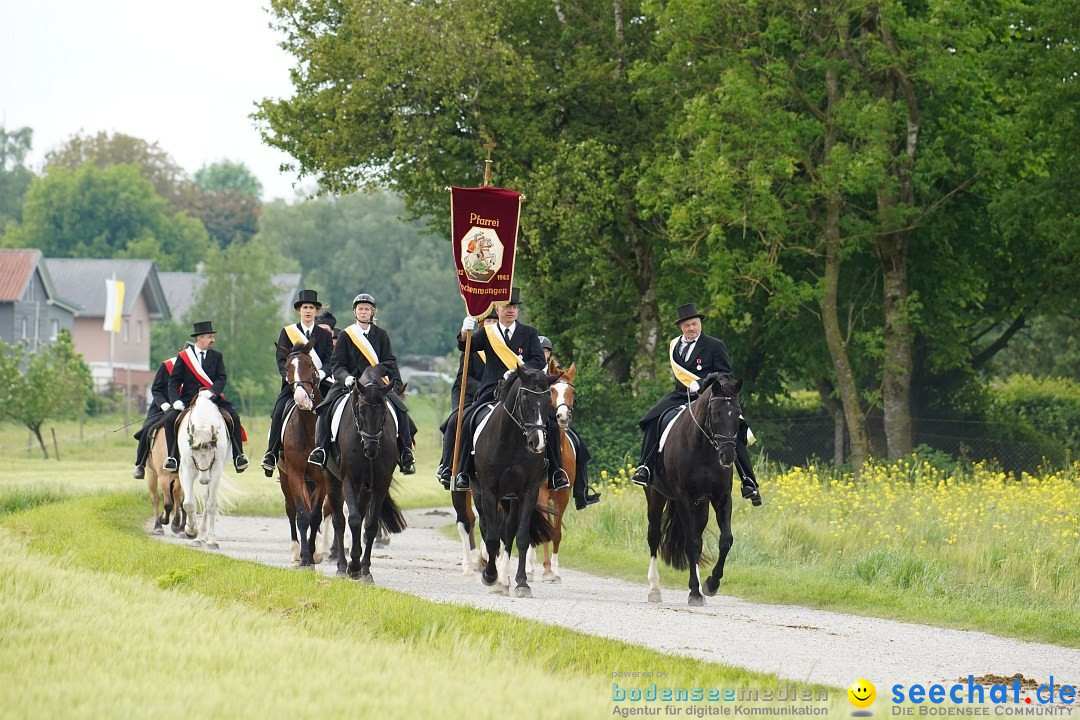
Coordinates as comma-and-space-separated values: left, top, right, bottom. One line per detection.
848, 678, 876, 709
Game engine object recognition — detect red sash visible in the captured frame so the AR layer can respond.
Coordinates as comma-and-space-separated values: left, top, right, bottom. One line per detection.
179, 347, 214, 390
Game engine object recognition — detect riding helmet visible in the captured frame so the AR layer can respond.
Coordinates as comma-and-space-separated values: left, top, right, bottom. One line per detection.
352, 293, 377, 309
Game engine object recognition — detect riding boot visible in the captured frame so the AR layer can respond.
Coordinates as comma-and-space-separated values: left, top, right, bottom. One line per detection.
735, 441, 761, 506
398, 414, 416, 475
632, 422, 659, 487
308, 409, 330, 467
568, 429, 600, 509
232, 434, 248, 473
436, 415, 457, 488
546, 418, 570, 491
134, 430, 150, 471
162, 408, 180, 472
262, 392, 289, 474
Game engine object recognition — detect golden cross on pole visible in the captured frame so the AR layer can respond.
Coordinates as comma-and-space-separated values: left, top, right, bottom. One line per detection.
482, 140, 496, 187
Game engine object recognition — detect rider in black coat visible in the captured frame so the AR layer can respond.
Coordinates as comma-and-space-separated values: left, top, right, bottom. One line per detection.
306, 293, 416, 474
161, 321, 248, 474
132, 355, 176, 479
631, 303, 761, 506
261, 289, 335, 476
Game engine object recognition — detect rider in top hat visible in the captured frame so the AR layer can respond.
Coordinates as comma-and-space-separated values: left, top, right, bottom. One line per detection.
538, 335, 601, 510
132, 354, 178, 479
161, 320, 249, 473
261, 289, 335, 476
453, 287, 569, 493
630, 303, 761, 506
306, 292, 417, 474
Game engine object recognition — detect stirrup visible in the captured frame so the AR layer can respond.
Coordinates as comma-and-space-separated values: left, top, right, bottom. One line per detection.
631, 465, 650, 487
453, 473, 471, 492
549, 468, 570, 491
400, 448, 416, 475
162, 457, 178, 473
436, 465, 452, 490
742, 484, 763, 506
308, 447, 327, 468
261, 452, 276, 472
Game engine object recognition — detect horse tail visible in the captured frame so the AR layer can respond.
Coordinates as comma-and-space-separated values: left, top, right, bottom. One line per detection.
659, 503, 689, 570
528, 504, 556, 546
377, 494, 407, 535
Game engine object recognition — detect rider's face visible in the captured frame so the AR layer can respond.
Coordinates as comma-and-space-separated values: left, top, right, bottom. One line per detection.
679, 317, 702, 341
497, 303, 519, 325
354, 303, 374, 325
194, 333, 215, 350
298, 303, 318, 325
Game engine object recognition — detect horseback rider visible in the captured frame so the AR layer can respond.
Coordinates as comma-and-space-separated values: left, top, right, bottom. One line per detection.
315, 310, 338, 344
538, 335, 601, 510
306, 292, 417, 474
161, 321, 249, 474
435, 309, 497, 488
452, 287, 570, 493
132, 354, 177, 479
630, 303, 761, 506
261, 289, 335, 477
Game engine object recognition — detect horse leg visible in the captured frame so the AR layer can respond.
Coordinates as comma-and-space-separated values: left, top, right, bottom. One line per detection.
452, 488, 475, 576
326, 476, 347, 576
477, 486, 501, 587
545, 490, 569, 582
704, 493, 734, 596
514, 491, 541, 598
169, 478, 184, 535
646, 488, 665, 603
498, 499, 516, 593
282, 474, 300, 565
180, 471, 198, 539
149, 469, 164, 535
295, 488, 313, 567
203, 478, 220, 549
310, 487, 325, 565
357, 492, 380, 583
345, 484, 366, 580
685, 501, 709, 606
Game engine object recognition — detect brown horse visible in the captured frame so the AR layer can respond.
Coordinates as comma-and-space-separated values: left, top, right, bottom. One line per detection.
147, 427, 183, 535
275, 340, 328, 567
533, 360, 577, 582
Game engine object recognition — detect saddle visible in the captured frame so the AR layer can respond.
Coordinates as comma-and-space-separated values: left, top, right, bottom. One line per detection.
453, 401, 496, 477
172, 404, 237, 444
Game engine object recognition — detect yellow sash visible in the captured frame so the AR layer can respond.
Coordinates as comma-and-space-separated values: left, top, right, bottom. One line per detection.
669, 337, 701, 388
284, 324, 323, 370
343, 324, 390, 384
477, 350, 486, 363
484, 324, 523, 369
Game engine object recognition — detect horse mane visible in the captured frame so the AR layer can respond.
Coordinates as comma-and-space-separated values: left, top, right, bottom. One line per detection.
358, 364, 388, 386
188, 395, 224, 444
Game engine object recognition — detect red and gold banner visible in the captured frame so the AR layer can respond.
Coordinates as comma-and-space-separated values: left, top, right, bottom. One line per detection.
450, 186, 522, 318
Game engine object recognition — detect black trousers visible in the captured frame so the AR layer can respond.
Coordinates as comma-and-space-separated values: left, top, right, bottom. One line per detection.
133, 406, 165, 466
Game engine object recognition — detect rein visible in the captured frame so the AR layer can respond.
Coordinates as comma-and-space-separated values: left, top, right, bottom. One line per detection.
351, 383, 386, 451
685, 387, 739, 453
187, 421, 219, 473
551, 379, 575, 421
502, 384, 549, 439
287, 352, 321, 406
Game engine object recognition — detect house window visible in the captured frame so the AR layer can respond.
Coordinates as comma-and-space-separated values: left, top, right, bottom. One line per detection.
123, 320, 129, 343
136, 320, 143, 345
50, 319, 59, 341
20, 317, 27, 339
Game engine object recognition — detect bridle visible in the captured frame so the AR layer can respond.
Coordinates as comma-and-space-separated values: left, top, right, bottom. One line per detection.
351, 382, 387, 457
187, 425, 219, 473
287, 353, 320, 406
686, 388, 740, 455
502, 382, 549, 441
551, 378, 574, 426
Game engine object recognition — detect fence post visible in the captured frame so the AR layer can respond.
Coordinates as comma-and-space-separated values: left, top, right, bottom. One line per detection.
51, 427, 60, 461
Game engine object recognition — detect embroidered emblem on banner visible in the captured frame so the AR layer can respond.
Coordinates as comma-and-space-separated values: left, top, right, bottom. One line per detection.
460, 227, 503, 283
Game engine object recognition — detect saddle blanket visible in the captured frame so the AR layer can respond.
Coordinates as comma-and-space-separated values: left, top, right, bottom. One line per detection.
658, 405, 688, 454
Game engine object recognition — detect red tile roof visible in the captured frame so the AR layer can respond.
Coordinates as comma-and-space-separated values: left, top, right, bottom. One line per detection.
0, 249, 41, 302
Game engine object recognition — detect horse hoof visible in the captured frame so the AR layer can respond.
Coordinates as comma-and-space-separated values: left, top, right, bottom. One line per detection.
688, 595, 704, 607
541, 571, 558, 583
151, 526, 164, 536
514, 585, 533, 598
335, 570, 347, 578
184, 529, 197, 539
480, 572, 498, 587
312, 553, 324, 564
192, 538, 203, 546
703, 579, 719, 597
360, 574, 374, 584
495, 584, 510, 596
647, 590, 663, 603
206, 541, 219, 550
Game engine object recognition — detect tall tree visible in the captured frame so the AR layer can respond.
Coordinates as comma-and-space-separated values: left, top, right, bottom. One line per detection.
257, 0, 670, 386
194, 160, 263, 197
0, 125, 35, 233
2, 164, 211, 270
0, 331, 93, 459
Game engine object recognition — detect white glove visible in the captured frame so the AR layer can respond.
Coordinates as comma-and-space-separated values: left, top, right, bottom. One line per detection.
160, 402, 170, 412
688, 380, 700, 395
461, 316, 477, 333
503, 369, 515, 380
198, 389, 213, 400
746, 425, 757, 446
316, 368, 326, 381
345, 375, 356, 387
172, 400, 184, 411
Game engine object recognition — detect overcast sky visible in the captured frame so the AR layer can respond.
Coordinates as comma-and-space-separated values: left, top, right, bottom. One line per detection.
0, 0, 312, 201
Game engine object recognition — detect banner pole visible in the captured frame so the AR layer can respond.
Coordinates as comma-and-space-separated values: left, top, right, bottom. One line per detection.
450, 326, 474, 489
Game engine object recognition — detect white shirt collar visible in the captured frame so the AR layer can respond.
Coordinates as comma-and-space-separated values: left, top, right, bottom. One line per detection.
300, 322, 315, 334
500, 322, 517, 338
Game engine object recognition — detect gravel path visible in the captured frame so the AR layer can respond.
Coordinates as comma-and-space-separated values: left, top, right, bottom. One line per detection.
152, 508, 1079, 693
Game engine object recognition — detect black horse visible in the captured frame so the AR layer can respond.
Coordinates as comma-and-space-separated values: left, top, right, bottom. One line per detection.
471, 365, 559, 596
645, 372, 743, 606
324, 364, 406, 581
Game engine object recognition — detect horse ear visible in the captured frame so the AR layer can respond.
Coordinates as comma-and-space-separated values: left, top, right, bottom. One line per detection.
734, 378, 743, 394
566, 362, 576, 381
545, 358, 556, 375
276, 343, 289, 358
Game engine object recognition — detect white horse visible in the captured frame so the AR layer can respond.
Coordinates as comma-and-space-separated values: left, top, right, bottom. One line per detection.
179, 391, 230, 548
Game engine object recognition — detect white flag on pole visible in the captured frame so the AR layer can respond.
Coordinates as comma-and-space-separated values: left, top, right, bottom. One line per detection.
103, 278, 125, 333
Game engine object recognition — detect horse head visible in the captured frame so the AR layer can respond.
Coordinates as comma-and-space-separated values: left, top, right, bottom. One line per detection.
700, 373, 743, 468
352, 365, 393, 459
281, 340, 320, 411
185, 393, 226, 484
549, 361, 576, 428
503, 365, 561, 454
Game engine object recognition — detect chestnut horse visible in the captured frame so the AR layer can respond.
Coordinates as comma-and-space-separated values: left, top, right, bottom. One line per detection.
532, 360, 577, 582
275, 340, 328, 567
645, 373, 743, 606
147, 426, 184, 535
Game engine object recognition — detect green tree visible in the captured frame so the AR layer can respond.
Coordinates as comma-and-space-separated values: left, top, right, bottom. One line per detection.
186, 237, 286, 415
194, 160, 263, 197
183, 161, 264, 247
2, 164, 211, 270
257, 191, 461, 355
0, 331, 93, 458
0, 125, 35, 233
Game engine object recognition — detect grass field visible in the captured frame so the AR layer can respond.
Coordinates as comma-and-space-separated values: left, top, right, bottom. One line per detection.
0, 492, 846, 718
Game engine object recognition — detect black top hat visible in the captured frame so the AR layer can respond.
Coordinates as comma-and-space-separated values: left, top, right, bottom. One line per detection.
191, 320, 217, 337
315, 310, 337, 328
507, 286, 524, 305
294, 289, 322, 309
485, 308, 499, 320
674, 303, 705, 325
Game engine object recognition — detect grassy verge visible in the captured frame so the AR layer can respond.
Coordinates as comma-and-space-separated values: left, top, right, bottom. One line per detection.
548, 460, 1080, 647
0, 492, 847, 718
